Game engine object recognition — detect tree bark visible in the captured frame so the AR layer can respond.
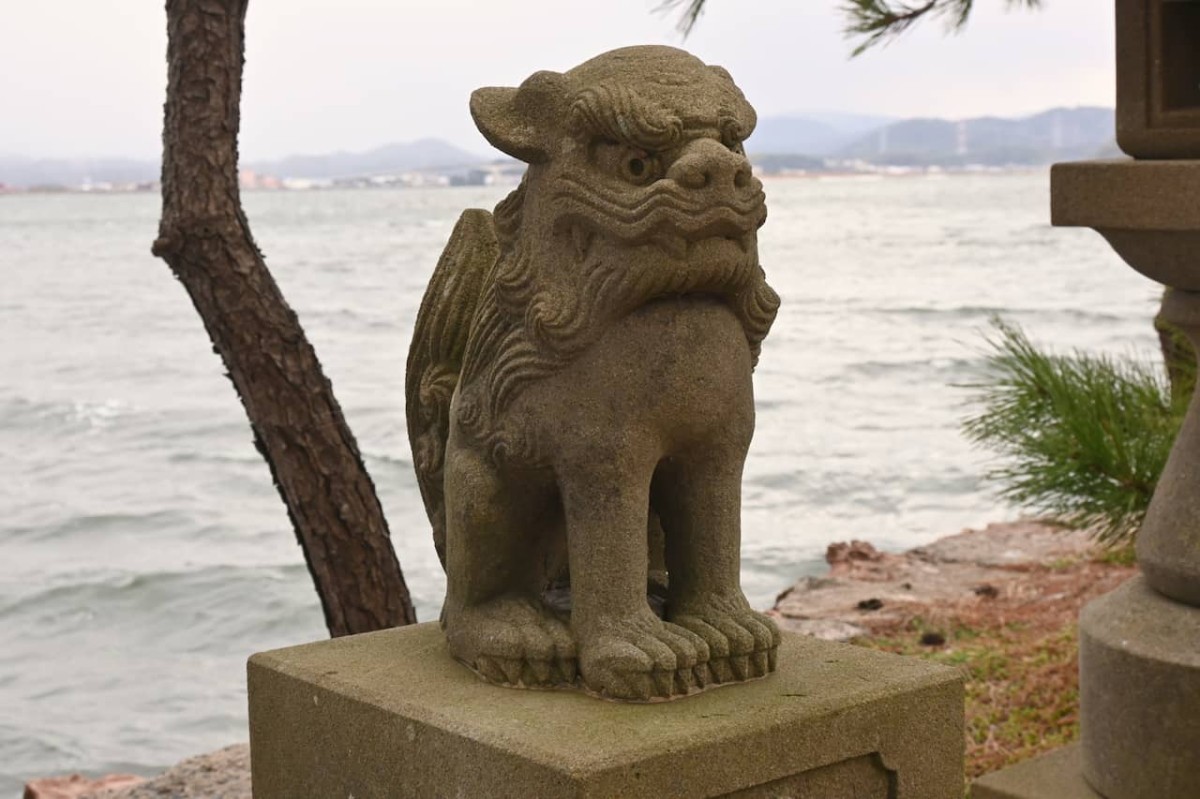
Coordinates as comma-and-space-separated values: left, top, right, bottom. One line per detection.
154, 0, 417, 635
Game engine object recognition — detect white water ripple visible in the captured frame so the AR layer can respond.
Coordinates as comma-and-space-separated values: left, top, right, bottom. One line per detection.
0, 175, 1161, 793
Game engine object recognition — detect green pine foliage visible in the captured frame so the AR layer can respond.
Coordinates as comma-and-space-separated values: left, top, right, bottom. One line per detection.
963, 319, 1186, 545
662, 1, 1044, 54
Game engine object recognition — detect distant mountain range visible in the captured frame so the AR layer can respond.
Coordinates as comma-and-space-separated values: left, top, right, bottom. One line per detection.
748, 112, 898, 156
751, 107, 1115, 168
0, 107, 1117, 188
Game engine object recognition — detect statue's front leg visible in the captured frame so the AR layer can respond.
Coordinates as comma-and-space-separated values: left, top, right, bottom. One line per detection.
559, 451, 710, 701
442, 439, 576, 688
655, 447, 781, 684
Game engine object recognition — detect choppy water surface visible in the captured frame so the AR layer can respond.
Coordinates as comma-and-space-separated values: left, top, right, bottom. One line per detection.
0, 175, 1161, 791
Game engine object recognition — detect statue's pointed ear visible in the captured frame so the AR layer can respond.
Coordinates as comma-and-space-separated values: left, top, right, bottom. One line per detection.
470, 71, 568, 164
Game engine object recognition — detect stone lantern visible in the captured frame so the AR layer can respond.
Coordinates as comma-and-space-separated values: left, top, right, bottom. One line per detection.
974, 3, 1200, 799
1117, 0, 1200, 158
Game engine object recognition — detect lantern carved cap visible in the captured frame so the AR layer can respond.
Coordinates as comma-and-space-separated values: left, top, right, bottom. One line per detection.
1117, 0, 1200, 159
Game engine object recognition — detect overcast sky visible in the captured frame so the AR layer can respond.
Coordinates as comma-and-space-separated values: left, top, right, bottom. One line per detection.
1, 0, 1114, 161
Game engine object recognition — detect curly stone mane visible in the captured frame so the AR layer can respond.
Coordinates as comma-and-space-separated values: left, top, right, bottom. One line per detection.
456, 158, 779, 463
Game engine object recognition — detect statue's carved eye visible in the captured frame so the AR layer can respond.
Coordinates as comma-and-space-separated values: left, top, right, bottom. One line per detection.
592, 140, 660, 186
622, 153, 658, 185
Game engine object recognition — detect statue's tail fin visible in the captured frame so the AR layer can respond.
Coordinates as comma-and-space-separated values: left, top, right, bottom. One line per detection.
406, 209, 499, 568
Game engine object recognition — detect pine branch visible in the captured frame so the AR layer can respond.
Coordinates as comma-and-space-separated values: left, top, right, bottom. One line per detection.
661, 1, 1043, 56
843, 0, 1042, 55
657, 0, 708, 35
962, 318, 1183, 546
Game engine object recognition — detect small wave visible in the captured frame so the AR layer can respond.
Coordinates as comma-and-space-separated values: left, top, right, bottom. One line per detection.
0, 395, 135, 434
4, 508, 193, 543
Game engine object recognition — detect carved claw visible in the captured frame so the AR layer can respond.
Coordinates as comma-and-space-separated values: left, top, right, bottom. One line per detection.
475, 656, 508, 684
670, 597, 781, 684
527, 659, 552, 684
652, 669, 675, 698
709, 657, 735, 684
554, 657, 578, 684
445, 596, 579, 689
675, 667, 696, 695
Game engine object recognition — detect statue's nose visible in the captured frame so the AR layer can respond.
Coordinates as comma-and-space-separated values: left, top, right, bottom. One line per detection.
666, 139, 753, 191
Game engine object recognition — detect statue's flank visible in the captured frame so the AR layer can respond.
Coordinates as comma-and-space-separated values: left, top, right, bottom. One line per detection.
406, 45, 781, 701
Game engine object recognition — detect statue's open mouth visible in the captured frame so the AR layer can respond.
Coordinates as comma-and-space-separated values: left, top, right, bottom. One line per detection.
555, 178, 766, 262
648, 226, 756, 261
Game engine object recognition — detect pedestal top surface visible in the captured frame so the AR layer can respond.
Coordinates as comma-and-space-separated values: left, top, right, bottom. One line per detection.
250, 622, 958, 774
1051, 158, 1200, 231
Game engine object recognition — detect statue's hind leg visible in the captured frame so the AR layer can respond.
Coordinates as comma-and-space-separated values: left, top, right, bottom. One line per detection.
653, 440, 781, 685
441, 438, 576, 688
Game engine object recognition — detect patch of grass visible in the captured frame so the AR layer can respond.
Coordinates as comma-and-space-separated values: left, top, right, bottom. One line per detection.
855, 618, 1081, 784
1094, 544, 1137, 567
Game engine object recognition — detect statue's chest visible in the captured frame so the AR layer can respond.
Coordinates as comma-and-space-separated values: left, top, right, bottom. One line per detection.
514, 296, 756, 453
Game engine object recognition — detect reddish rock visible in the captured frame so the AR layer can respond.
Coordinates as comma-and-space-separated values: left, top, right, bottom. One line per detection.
774, 520, 1109, 640
24, 775, 144, 799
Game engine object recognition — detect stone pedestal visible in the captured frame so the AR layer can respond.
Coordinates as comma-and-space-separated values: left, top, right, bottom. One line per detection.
971, 744, 1099, 799
972, 159, 1200, 798
248, 623, 963, 798
1079, 577, 1200, 797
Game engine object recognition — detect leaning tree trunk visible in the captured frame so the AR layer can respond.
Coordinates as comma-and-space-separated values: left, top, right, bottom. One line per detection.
154, 0, 417, 634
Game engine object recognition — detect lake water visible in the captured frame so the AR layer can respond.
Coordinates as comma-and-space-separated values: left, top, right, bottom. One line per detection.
0, 175, 1163, 792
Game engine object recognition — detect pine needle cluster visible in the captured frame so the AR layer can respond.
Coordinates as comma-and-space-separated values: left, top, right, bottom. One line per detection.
841, 1, 1042, 56
661, 0, 1043, 54
963, 319, 1187, 545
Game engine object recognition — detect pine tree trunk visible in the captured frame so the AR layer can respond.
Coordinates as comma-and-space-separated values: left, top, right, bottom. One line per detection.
154, 0, 417, 635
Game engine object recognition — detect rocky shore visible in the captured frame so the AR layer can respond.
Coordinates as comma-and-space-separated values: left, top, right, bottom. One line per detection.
25, 519, 1135, 797
770, 519, 1116, 641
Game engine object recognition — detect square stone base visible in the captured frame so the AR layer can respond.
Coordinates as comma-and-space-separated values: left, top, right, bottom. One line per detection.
248, 623, 963, 798
971, 744, 1100, 799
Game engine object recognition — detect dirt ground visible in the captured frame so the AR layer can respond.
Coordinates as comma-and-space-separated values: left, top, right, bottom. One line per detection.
770, 519, 1137, 782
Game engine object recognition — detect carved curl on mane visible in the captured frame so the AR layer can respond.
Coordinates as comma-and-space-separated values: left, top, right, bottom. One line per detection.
569, 83, 684, 149
456, 175, 779, 464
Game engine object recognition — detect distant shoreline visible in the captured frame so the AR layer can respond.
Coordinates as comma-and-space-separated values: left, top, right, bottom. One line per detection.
0, 165, 1051, 196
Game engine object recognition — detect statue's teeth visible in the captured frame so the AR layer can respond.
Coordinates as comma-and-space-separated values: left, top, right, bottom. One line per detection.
653, 233, 688, 260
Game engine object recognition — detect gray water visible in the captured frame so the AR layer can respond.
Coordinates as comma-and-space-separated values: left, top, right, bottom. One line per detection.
0, 175, 1161, 791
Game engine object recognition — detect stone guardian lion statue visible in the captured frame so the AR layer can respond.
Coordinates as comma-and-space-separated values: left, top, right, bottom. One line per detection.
406, 45, 781, 701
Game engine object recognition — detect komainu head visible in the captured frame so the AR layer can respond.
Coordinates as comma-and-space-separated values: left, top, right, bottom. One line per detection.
458, 47, 780, 450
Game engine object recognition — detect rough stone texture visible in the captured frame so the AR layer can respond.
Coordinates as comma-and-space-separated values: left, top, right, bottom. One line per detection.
1051, 159, 1200, 233
772, 521, 1097, 640
971, 744, 1100, 799
1136, 288, 1200, 606
248, 622, 963, 798
1115, 0, 1200, 159
405, 46, 783, 701
81, 746, 250, 799
1078, 576, 1200, 799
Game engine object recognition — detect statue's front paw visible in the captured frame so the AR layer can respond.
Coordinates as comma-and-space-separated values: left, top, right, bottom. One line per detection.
670, 594, 780, 684
444, 596, 577, 688
577, 613, 711, 701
